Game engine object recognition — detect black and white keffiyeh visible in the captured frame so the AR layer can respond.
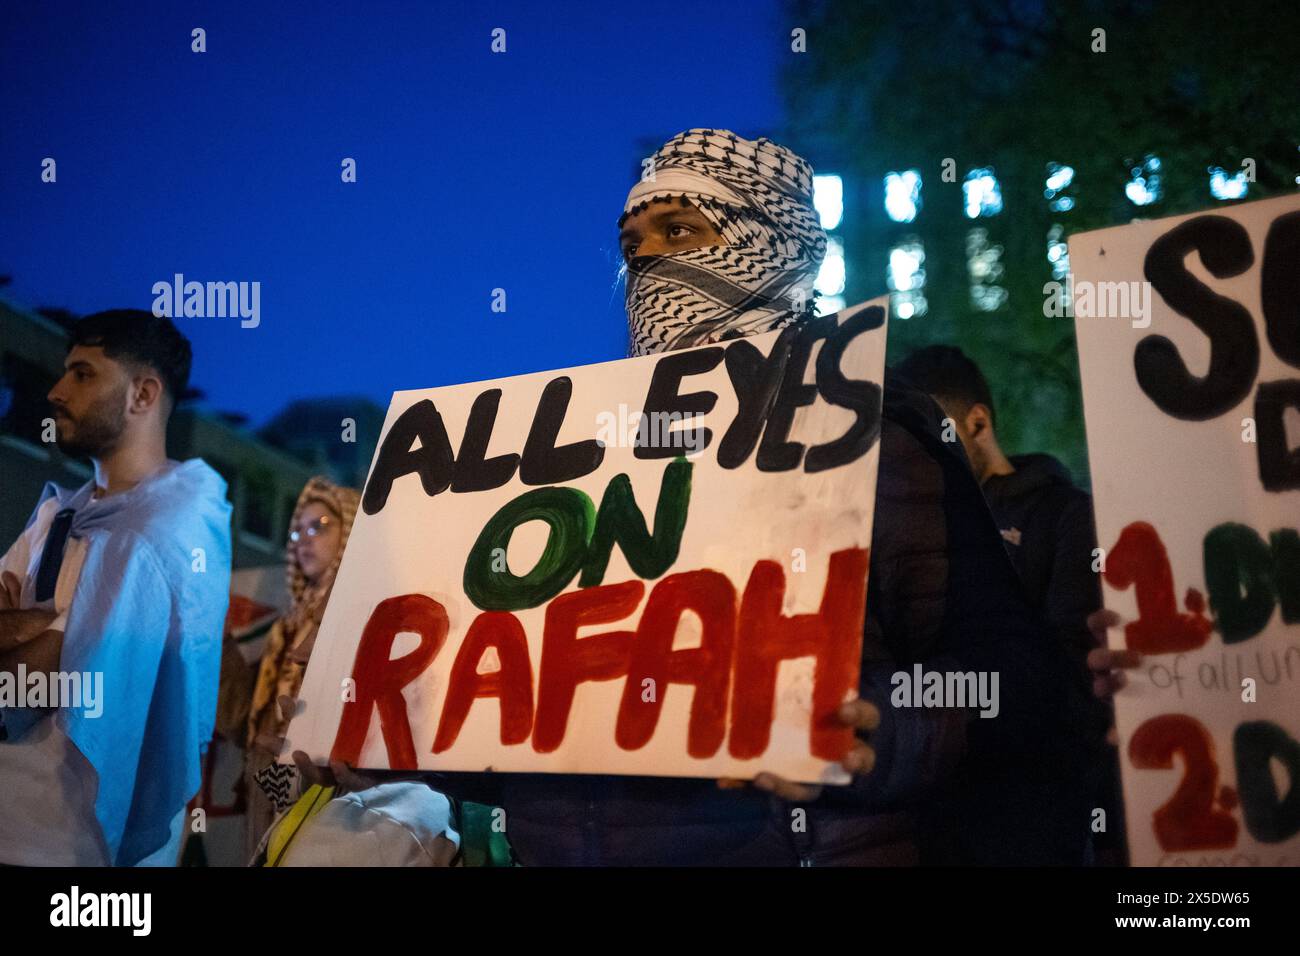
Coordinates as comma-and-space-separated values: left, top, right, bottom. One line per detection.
621, 128, 828, 357
255, 761, 299, 815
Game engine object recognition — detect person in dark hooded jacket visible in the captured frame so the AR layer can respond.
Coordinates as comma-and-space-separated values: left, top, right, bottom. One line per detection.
895, 343, 1120, 863
895, 346, 1101, 670
984, 455, 1100, 667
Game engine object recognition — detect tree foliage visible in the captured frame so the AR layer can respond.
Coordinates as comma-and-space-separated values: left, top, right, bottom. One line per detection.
781, 0, 1299, 483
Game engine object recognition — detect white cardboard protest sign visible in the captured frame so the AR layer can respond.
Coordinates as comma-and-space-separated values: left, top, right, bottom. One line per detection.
286, 298, 888, 783
1071, 194, 1300, 865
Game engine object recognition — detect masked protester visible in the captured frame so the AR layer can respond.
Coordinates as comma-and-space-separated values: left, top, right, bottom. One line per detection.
329, 129, 1094, 866
620, 130, 1097, 866
242, 477, 359, 857
622, 129, 827, 354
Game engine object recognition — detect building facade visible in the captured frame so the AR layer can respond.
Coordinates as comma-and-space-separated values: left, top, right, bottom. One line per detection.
0, 295, 318, 568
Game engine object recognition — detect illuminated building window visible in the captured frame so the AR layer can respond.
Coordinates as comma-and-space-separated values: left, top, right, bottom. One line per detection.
1044, 162, 1075, 212
1047, 223, 1069, 281
887, 239, 926, 319
813, 174, 844, 230
963, 168, 1002, 218
1126, 155, 1163, 206
815, 237, 846, 316
884, 170, 922, 223
1209, 166, 1248, 200
967, 228, 1007, 311
815, 237, 846, 296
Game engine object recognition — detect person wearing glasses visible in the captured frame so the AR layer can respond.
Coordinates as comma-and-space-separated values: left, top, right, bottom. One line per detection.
241, 476, 359, 857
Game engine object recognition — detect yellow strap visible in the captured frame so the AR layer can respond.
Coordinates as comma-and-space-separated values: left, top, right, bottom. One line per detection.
264, 784, 336, 867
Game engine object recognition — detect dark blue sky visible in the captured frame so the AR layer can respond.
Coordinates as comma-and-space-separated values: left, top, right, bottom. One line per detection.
0, 0, 789, 425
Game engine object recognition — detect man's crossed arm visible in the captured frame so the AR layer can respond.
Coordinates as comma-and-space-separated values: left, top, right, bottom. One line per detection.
0, 570, 63, 672
0, 609, 59, 652
0, 626, 63, 685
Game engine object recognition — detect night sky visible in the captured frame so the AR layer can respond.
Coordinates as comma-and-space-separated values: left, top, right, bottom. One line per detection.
0, 1, 789, 425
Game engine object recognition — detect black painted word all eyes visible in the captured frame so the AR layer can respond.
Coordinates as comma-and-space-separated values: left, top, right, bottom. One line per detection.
361, 306, 885, 515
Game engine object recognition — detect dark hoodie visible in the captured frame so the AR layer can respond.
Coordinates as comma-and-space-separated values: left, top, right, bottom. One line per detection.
981, 454, 1100, 674
980, 453, 1121, 863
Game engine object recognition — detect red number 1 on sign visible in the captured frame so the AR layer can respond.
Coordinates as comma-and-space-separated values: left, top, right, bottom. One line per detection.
1105, 521, 1213, 654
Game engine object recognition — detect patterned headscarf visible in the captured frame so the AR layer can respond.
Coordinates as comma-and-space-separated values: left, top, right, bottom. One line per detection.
282, 476, 360, 637
244, 477, 360, 815
621, 128, 828, 356
244, 476, 359, 756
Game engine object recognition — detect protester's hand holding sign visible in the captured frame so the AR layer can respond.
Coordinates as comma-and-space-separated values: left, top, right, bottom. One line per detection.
291, 750, 383, 795
720, 699, 879, 801
1087, 608, 1144, 698
270, 695, 387, 794
1085, 608, 1142, 746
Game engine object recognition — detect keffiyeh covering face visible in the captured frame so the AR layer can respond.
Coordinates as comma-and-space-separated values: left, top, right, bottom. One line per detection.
621, 128, 828, 357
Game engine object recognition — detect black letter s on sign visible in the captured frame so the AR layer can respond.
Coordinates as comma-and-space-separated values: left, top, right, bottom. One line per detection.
1139, 215, 1258, 420
805, 304, 884, 472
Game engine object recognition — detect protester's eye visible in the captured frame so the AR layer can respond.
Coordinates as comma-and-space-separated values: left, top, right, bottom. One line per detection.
667, 223, 696, 240
623, 243, 638, 259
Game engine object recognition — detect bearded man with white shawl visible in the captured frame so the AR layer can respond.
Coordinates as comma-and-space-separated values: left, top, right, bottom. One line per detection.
0, 310, 232, 866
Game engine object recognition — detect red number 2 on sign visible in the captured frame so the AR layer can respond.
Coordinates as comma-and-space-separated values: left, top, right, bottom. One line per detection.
1129, 713, 1239, 852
